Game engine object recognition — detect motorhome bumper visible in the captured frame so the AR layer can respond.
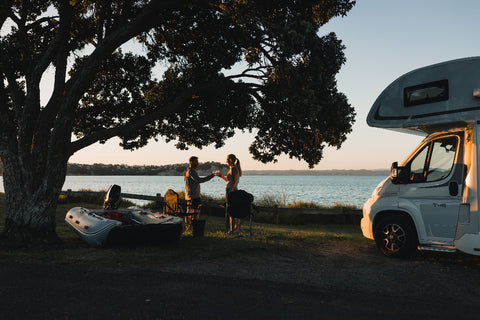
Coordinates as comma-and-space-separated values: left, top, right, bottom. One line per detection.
361, 217, 373, 239
361, 197, 375, 239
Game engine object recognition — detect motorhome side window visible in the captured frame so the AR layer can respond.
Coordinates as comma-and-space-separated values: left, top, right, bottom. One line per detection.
408, 136, 458, 183
403, 79, 449, 107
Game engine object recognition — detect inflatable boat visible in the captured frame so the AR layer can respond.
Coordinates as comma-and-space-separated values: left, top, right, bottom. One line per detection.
65, 184, 183, 246
65, 207, 184, 247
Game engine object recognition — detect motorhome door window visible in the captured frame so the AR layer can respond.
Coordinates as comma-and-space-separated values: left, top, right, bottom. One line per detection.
408, 136, 458, 183
427, 137, 457, 182
403, 79, 449, 107
410, 145, 429, 182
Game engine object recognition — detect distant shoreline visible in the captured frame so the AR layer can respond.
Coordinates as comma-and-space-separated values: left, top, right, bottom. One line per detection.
242, 169, 389, 176
63, 162, 389, 176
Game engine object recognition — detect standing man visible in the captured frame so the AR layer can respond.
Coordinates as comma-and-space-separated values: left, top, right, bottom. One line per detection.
183, 156, 215, 231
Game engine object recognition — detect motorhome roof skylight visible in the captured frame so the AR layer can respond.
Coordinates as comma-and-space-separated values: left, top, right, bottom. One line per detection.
404, 79, 449, 107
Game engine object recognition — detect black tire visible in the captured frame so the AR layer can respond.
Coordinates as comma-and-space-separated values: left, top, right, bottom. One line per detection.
374, 214, 418, 258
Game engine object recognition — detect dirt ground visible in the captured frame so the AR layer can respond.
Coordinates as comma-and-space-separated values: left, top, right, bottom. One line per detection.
2, 239, 480, 319
150, 239, 480, 317
164, 239, 480, 289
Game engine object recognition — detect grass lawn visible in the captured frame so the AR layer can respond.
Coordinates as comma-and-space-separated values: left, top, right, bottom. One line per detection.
0, 196, 368, 269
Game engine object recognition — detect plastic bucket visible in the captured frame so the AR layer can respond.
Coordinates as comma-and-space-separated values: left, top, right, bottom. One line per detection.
192, 220, 206, 237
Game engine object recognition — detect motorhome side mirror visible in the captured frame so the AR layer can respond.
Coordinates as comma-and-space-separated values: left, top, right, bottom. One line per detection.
390, 162, 400, 184
390, 162, 409, 184
390, 162, 398, 177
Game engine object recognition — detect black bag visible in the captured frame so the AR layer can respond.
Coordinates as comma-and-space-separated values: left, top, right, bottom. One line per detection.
227, 190, 254, 218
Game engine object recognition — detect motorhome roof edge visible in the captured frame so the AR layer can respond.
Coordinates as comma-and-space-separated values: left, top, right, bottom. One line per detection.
367, 56, 480, 134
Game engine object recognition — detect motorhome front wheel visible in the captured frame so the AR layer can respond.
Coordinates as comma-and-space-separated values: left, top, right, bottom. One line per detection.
374, 214, 418, 258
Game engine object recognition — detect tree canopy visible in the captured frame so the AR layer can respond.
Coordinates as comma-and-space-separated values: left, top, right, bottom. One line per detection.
0, 0, 356, 243
1, 0, 355, 167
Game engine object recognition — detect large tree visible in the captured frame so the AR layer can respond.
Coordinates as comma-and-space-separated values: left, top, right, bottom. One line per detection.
0, 0, 356, 244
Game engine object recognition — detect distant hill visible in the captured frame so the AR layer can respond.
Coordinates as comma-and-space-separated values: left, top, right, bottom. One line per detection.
66, 162, 228, 176
65, 162, 389, 176
243, 169, 390, 176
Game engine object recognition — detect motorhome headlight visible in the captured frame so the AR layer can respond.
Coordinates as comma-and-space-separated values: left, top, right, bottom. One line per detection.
371, 178, 387, 197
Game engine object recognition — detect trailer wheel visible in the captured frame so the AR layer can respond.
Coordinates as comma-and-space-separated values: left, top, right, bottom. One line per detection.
374, 214, 418, 258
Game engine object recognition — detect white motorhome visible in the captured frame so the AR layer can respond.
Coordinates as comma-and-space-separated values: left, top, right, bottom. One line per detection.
361, 56, 480, 257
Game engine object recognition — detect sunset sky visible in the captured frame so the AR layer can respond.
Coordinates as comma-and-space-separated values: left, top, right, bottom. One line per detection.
67, 0, 480, 171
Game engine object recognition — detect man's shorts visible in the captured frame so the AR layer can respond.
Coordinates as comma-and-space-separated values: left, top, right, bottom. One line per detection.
187, 198, 201, 210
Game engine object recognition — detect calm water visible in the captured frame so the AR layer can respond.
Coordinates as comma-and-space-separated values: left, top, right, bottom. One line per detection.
0, 175, 386, 208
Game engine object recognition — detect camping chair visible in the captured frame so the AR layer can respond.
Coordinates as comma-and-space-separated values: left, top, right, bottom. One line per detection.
226, 190, 254, 237
163, 189, 182, 215
163, 189, 198, 233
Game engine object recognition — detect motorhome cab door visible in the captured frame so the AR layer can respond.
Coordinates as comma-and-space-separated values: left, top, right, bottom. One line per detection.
398, 131, 466, 245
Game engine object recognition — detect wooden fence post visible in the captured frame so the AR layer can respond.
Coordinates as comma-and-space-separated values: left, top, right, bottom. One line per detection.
274, 206, 279, 225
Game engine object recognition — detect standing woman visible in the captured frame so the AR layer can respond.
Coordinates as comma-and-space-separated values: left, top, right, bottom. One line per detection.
216, 154, 242, 233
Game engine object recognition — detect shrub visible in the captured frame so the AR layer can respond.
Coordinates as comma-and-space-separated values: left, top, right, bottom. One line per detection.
255, 194, 284, 207
57, 189, 105, 205
329, 202, 359, 210
285, 201, 319, 209
57, 189, 136, 208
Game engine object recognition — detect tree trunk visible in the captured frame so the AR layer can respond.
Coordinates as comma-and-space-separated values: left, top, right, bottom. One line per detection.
2, 206, 60, 246
1, 153, 65, 246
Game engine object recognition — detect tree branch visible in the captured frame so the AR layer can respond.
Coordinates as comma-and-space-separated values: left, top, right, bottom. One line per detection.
4, 71, 23, 120
0, 0, 13, 28
25, 16, 58, 30
68, 77, 245, 155
41, 2, 72, 118
226, 71, 267, 82
0, 81, 12, 151
62, 0, 185, 113
52, 0, 190, 160
5, 7, 20, 26
68, 97, 181, 156
33, 3, 73, 166
29, 13, 68, 93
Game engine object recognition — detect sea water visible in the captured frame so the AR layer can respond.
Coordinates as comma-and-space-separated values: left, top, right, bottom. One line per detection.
0, 175, 385, 208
